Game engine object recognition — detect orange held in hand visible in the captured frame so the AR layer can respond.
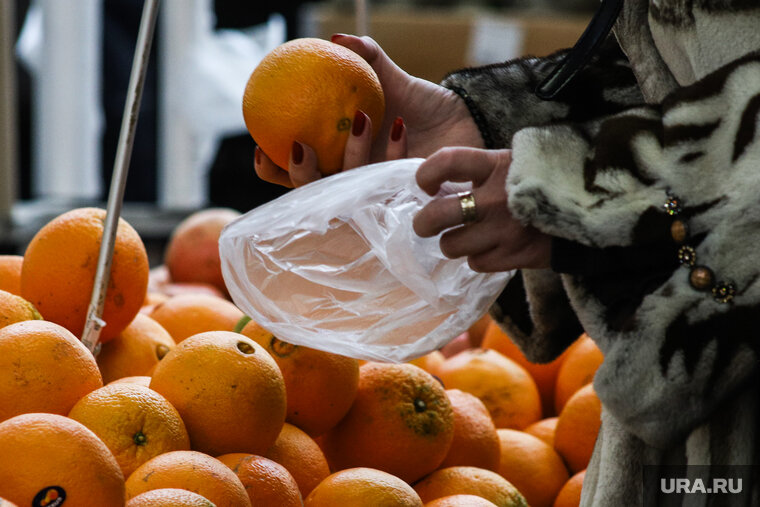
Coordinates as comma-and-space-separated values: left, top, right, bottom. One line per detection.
20, 207, 149, 342
243, 38, 385, 175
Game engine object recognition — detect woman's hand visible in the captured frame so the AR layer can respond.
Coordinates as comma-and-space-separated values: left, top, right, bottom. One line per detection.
413, 147, 552, 273
255, 34, 484, 188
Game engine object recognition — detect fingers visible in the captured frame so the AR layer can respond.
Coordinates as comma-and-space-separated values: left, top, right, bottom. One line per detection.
386, 116, 407, 161
413, 192, 470, 238
416, 147, 509, 196
254, 146, 293, 188
438, 221, 499, 259
289, 141, 321, 187
343, 110, 372, 169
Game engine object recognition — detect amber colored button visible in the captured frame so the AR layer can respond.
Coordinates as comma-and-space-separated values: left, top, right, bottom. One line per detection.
689, 266, 714, 291
670, 220, 688, 243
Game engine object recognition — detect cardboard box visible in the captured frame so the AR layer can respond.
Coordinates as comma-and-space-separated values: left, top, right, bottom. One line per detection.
300, 5, 591, 83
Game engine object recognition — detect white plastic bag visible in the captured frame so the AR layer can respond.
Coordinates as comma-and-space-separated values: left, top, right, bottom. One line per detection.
219, 158, 512, 363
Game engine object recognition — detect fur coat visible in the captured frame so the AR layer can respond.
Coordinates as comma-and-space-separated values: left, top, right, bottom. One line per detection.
441, 0, 760, 505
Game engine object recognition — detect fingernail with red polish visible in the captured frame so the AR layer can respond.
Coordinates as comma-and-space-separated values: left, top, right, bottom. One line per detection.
331, 33, 348, 43
391, 117, 404, 142
254, 146, 261, 165
291, 141, 304, 165
352, 110, 367, 136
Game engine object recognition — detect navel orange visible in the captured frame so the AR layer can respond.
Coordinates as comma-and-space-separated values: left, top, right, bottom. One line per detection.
0, 255, 23, 295
495, 429, 569, 507
0, 320, 102, 422
436, 349, 542, 430
264, 422, 331, 498
554, 334, 603, 414
553, 470, 585, 507
239, 318, 359, 436
0, 413, 124, 505
524, 417, 559, 448
164, 208, 240, 295
321, 362, 455, 483
125, 450, 250, 506
68, 382, 191, 478
217, 453, 303, 506
0, 289, 41, 330
481, 321, 568, 417
425, 495, 499, 506
305, 467, 423, 507
20, 207, 149, 342
413, 466, 527, 507
243, 37, 385, 174
97, 313, 176, 384
149, 331, 286, 456
439, 389, 501, 472
148, 293, 244, 343
553, 384, 601, 473
126, 488, 215, 507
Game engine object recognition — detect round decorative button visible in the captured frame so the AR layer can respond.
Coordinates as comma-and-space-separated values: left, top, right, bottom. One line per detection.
678, 245, 697, 266
670, 220, 688, 244
689, 266, 715, 291
713, 282, 736, 303
664, 196, 682, 216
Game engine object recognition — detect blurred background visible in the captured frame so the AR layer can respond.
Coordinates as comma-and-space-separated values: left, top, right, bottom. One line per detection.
0, 0, 593, 264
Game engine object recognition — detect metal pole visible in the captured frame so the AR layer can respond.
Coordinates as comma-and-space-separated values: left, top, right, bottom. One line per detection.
81, 0, 161, 353
0, 0, 17, 229
355, 0, 369, 36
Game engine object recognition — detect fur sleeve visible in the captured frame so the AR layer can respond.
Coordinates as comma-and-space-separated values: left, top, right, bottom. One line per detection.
442, 37, 644, 366
508, 53, 760, 446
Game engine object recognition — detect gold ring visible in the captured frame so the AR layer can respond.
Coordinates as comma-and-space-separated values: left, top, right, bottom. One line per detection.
457, 191, 477, 224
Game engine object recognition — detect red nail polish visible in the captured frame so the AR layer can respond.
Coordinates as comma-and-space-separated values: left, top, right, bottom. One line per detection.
352, 110, 366, 136
391, 117, 404, 142
331, 33, 347, 43
254, 146, 261, 165
291, 141, 304, 165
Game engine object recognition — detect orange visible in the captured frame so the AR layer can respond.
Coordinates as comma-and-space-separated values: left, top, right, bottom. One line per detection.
264, 422, 331, 498
524, 417, 559, 448
0, 320, 102, 422
413, 466, 527, 507
126, 488, 215, 506
468, 312, 493, 348
109, 375, 152, 387
125, 450, 250, 506
68, 382, 191, 478
240, 318, 359, 436
217, 453, 303, 506
0, 255, 23, 295
243, 37, 385, 175
148, 293, 244, 343
554, 334, 603, 414
304, 467, 423, 507
97, 313, 176, 383
553, 470, 585, 507
495, 429, 569, 507
149, 331, 286, 456
426, 495, 499, 506
554, 384, 601, 473
21, 207, 149, 342
321, 362, 455, 483
439, 389, 501, 472
0, 289, 41, 329
408, 349, 446, 377
481, 321, 568, 417
437, 349, 542, 430
0, 413, 124, 505
164, 208, 241, 295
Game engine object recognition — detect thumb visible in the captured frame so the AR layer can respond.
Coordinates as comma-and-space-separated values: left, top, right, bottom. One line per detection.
330, 34, 406, 84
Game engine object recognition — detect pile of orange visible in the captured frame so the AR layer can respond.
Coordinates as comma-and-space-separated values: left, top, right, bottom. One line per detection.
0, 38, 608, 506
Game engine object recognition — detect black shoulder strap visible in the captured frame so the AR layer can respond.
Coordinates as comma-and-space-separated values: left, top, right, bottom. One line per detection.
535, 0, 625, 100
